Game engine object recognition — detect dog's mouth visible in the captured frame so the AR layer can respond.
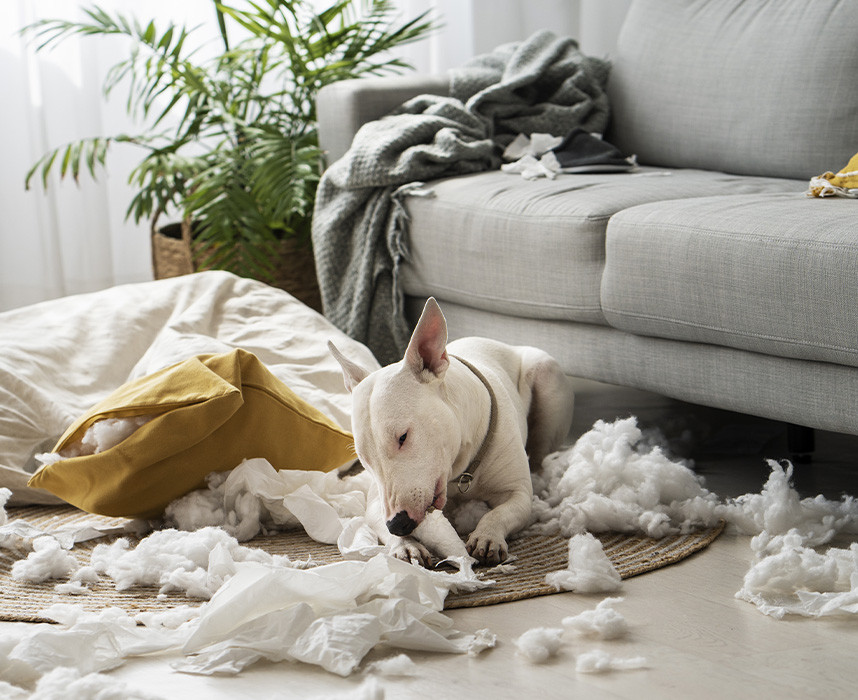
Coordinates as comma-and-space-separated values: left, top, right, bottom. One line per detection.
426, 478, 447, 514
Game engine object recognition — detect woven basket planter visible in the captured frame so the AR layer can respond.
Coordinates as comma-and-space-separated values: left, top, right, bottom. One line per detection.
151, 218, 322, 312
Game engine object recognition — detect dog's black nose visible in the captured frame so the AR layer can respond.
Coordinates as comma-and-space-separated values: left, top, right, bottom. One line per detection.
386, 511, 417, 536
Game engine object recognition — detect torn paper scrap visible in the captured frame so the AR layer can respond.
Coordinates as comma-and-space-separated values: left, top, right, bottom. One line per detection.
3, 604, 184, 688
545, 532, 622, 593
501, 153, 560, 180
164, 457, 373, 547
178, 554, 496, 677
502, 132, 563, 161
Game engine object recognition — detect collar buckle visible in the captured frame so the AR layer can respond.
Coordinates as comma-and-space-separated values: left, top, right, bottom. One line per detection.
456, 471, 474, 494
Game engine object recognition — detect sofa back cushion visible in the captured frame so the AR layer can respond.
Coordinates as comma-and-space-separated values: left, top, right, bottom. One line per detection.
606, 0, 858, 180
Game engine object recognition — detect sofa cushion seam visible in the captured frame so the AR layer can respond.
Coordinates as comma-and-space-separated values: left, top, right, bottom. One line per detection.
603, 307, 858, 356
608, 219, 858, 250
406, 282, 603, 313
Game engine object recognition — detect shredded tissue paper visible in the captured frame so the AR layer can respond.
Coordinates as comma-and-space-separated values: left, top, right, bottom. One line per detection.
2, 416, 858, 693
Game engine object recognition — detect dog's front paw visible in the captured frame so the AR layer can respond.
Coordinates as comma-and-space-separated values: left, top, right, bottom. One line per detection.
466, 531, 509, 566
388, 537, 434, 568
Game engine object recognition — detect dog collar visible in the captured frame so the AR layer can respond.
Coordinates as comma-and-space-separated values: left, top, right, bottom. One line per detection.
449, 355, 498, 493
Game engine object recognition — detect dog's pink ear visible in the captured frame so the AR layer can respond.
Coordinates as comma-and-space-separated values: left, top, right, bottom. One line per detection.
405, 297, 449, 380
328, 341, 370, 392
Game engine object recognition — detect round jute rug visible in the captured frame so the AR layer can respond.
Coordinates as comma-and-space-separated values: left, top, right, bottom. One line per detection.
0, 505, 724, 622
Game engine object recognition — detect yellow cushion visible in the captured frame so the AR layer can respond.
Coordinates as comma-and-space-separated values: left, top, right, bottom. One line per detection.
807, 151, 858, 197
28, 349, 355, 519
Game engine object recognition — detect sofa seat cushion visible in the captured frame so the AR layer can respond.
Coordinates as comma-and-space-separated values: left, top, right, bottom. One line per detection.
400, 168, 803, 324
602, 194, 858, 367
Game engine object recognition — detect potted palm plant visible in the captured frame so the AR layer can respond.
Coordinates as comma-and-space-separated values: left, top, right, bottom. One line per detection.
24, 1, 435, 310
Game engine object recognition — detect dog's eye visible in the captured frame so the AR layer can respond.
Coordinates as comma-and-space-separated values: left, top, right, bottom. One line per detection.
398, 432, 408, 448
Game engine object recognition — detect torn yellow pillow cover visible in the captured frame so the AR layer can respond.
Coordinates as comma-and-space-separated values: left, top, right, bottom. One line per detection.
28, 349, 355, 519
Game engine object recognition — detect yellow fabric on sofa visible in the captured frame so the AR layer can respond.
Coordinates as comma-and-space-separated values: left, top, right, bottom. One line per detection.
28, 349, 355, 519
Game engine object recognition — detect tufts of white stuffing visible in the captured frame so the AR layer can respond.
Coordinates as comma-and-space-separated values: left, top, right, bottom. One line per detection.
562, 597, 629, 640
135, 605, 201, 631
721, 461, 858, 546
530, 417, 722, 539
514, 627, 564, 663
0, 681, 27, 700
11, 536, 79, 583
545, 532, 622, 593
36, 415, 155, 467
735, 530, 858, 618
53, 581, 90, 596
90, 526, 298, 599
0, 487, 11, 526
364, 653, 420, 677
575, 648, 647, 674
447, 499, 490, 536
163, 458, 373, 544
309, 677, 383, 700
27, 666, 166, 700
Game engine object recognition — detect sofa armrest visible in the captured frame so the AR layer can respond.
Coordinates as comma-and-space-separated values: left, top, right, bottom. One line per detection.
317, 74, 450, 166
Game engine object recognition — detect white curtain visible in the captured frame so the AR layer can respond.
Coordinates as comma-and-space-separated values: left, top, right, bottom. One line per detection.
396, 0, 631, 73
0, 0, 230, 312
0, 0, 629, 312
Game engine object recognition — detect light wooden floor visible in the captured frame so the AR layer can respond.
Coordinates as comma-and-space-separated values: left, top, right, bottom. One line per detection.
4, 379, 858, 699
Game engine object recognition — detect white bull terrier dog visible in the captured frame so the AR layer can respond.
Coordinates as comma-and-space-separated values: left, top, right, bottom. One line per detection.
329, 297, 575, 566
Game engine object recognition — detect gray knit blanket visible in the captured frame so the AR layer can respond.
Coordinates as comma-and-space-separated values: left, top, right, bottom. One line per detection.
312, 30, 610, 365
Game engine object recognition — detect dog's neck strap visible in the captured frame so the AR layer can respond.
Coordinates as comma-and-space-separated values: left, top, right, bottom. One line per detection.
449, 355, 498, 494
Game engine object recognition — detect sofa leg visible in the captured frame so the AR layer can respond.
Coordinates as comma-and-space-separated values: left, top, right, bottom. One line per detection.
787, 423, 815, 463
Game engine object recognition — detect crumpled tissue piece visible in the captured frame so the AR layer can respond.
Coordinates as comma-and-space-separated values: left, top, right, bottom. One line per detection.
501, 153, 561, 180
503, 132, 563, 161
164, 458, 373, 545
501, 132, 564, 180
2, 604, 185, 688
165, 458, 482, 571
545, 532, 622, 593
176, 554, 496, 676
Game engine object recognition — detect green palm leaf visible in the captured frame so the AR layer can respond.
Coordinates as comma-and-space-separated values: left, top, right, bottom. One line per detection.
22, 0, 438, 282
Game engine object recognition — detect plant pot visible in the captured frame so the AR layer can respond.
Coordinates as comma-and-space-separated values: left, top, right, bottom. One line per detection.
151, 218, 323, 313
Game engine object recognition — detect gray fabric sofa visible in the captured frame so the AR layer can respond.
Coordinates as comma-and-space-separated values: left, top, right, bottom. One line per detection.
314, 0, 858, 438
